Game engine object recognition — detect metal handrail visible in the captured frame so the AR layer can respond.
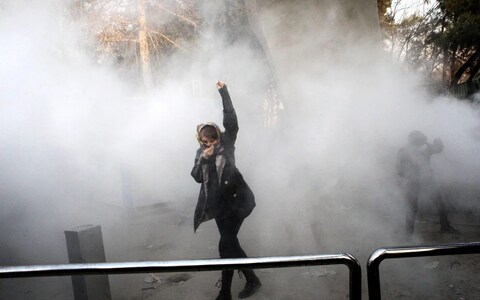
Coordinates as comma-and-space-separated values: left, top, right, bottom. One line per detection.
367, 242, 480, 300
0, 253, 362, 300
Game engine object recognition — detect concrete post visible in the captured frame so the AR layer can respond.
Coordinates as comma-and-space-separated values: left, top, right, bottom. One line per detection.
65, 225, 112, 300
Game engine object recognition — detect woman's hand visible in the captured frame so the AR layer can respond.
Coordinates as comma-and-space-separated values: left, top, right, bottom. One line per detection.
202, 145, 215, 158
216, 81, 225, 90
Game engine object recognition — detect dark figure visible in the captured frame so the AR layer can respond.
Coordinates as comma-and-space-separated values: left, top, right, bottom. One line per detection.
396, 130, 457, 235
191, 81, 261, 300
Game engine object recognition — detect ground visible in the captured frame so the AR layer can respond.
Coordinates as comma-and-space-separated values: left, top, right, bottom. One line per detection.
1, 202, 479, 300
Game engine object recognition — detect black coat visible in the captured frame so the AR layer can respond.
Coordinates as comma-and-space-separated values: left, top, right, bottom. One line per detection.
191, 86, 255, 232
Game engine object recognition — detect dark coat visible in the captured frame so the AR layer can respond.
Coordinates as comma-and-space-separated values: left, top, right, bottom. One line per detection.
191, 86, 255, 232
396, 140, 443, 183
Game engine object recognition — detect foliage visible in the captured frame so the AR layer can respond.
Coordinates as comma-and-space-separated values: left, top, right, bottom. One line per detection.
428, 0, 480, 84
379, 0, 480, 88
377, 0, 393, 29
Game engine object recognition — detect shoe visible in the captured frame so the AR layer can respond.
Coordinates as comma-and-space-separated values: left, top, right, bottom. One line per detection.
215, 290, 232, 300
238, 277, 261, 298
440, 225, 459, 234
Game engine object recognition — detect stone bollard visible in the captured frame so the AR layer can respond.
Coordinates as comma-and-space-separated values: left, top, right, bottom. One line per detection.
65, 225, 112, 300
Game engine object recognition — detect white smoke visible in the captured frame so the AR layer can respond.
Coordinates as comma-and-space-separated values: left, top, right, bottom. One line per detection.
0, 1, 479, 298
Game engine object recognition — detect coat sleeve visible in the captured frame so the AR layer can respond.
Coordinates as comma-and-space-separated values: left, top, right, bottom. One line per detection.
425, 138, 444, 157
218, 86, 239, 146
191, 149, 206, 183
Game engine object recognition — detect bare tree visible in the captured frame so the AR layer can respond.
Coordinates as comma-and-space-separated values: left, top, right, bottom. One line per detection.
71, 0, 199, 86
137, 0, 152, 87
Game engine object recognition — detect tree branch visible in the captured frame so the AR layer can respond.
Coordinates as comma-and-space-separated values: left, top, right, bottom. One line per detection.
149, 30, 188, 53
153, 3, 198, 29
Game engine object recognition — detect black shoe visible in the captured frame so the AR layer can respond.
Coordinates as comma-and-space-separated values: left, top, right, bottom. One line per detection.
440, 225, 459, 234
238, 277, 261, 299
215, 290, 232, 300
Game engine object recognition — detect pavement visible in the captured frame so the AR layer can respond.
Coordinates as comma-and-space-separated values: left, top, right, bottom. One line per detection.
1, 201, 480, 300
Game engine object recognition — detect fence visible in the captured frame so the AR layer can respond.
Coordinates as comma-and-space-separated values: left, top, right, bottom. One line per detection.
0, 253, 362, 300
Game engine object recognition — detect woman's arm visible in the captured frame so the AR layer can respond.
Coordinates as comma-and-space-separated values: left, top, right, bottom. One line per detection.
216, 81, 239, 145
191, 149, 206, 183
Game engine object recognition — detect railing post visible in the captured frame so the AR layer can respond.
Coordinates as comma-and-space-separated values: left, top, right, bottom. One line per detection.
343, 253, 362, 300
366, 249, 385, 300
367, 242, 480, 300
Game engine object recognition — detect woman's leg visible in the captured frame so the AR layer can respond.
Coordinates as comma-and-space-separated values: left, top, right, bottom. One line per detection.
216, 270, 233, 299
216, 215, 261, 298
214, 216, 237, 299
216, 215, 246, 258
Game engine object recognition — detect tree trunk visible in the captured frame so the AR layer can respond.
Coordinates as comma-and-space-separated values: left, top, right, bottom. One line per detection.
452, 48, 480, 84
138, 0, 153, 89
441, 16, 447, 85
468, 61, 480, 81
449, 44, 458, 85
466, 60, 480, 96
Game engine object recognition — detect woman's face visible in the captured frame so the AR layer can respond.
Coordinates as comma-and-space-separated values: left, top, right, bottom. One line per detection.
201, 136, 219, 148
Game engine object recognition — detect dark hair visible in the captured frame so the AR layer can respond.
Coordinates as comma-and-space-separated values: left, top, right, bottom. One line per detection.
408, 130, 427, 146
199, 125, 219, 140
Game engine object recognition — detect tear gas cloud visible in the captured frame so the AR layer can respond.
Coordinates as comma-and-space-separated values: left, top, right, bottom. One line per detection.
0, 0, 479, 276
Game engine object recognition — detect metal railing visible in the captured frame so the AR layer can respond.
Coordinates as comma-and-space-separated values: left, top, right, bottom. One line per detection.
0, 253, 362, 300
367, 242, 480, 300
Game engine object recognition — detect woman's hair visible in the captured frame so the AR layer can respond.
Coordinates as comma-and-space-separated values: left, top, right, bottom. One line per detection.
199, 125, 219, 140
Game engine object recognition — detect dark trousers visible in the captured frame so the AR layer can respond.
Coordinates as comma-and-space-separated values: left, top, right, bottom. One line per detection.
405, 181, 450, 234
215, 215, 257, 292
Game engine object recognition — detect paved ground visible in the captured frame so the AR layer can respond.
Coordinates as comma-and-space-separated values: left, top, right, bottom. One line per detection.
1, 202, 479, 300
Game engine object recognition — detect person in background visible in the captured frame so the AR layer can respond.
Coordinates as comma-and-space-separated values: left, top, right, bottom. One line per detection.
191, 81, 261, 300
396, 130, 458, 235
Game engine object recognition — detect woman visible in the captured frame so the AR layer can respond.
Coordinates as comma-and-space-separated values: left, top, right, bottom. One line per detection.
191, 81, 261, 300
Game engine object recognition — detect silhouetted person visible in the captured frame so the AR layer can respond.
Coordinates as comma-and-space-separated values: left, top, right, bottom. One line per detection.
396, 130, 457, 235
191, 81, 261, 300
